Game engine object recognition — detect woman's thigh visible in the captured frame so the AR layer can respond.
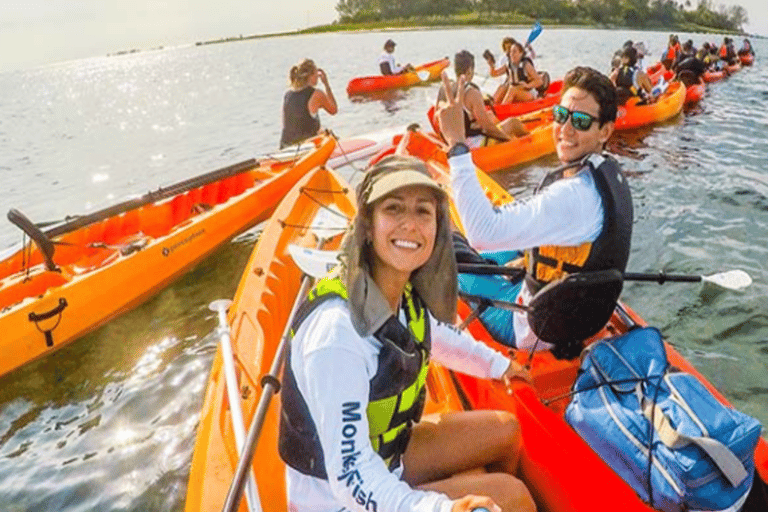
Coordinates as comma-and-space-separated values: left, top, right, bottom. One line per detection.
401, 410, 520, 486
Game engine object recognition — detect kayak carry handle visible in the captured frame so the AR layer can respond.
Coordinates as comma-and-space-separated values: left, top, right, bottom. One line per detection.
7, 208, 58, 271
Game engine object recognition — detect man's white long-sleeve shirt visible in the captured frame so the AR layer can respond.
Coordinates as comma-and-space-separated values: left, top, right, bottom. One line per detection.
285, 296, 510, 512
448, 152, 605, 349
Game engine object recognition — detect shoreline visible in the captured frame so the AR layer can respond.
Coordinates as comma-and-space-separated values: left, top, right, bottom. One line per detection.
106, 19, 761, 58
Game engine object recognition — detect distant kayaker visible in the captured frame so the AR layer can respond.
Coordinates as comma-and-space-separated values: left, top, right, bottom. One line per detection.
610, 40, 634, 71
379, 39, 414, 75
436, 66, 633, 358
661, 34, 681, 69
436, 50, 528, 148
484, 36, 517, 103
609, 46, 653, 105
738, 38, 755, 57
498, 41, 543, 104
278, 155, 536, 512
279, 58, 337, 149
719, 37, 738, 65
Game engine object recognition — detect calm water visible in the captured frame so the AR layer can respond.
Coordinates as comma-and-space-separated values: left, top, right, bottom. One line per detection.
0, 28, 766, 511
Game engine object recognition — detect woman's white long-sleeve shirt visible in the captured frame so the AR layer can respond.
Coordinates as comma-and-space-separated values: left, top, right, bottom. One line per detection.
448, 152, 605, 349
285, 296, 511, 512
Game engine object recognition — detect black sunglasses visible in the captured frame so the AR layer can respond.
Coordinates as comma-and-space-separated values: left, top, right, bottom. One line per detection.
553, 105, 598, 131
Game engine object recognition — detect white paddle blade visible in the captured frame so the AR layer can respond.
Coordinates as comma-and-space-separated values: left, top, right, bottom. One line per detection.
288, 246, 341, 278
702, 270, 752, 291
417, 70, 431, 81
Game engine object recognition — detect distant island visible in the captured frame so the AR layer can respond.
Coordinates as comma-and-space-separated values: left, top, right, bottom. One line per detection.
113, 1, 755, 56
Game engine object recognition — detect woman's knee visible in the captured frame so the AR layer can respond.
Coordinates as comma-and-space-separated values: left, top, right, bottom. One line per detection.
484, 473, 536, 512
494, 411, 522, 451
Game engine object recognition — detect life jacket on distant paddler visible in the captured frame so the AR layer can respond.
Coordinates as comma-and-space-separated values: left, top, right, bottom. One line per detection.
523, 153, 633, 293
665, 43, 680, 63
278, 276, 431, 478
509, 56, 534, 86
615, 65, 640, 96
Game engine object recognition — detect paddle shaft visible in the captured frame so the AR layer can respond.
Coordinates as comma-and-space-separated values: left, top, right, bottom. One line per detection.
457, 263, 705, 284
223, 273, 313, 512
223, 218, 345, 512
212, 301, 262, 512
622, 271, 701, 284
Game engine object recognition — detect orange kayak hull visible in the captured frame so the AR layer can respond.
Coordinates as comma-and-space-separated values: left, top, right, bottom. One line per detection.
184, 166, 356, 512
0, 135, 335, 378
615, 81, 685, 130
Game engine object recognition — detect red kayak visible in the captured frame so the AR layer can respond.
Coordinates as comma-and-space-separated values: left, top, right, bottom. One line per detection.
739, 53, 755, 66
703, 69, 727, 82
684, 82, 705, 105
491, 80, 563, 121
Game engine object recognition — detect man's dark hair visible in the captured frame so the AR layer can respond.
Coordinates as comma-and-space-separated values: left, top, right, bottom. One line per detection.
454, 50, 474, 76
562, 66, 617, 126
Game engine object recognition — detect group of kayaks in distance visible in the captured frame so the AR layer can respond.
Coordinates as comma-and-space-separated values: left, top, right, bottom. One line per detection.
0, 25, 764, 512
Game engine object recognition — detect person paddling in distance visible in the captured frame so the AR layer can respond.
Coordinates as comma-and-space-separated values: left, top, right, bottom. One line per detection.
278, 155, 536, 512
484, 37, 517, 104
498, 41, 543, 104
436, 50, 527, 149
279, 58, 337, 149
436, 66, 633, 358
379, 39, 414, 75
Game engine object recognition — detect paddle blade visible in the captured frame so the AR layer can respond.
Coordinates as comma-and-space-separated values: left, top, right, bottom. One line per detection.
289, 246, 340, 278
528, 269, 623, 358
702, 270, 752, 291
417, 70, 431, 81
526, 21, 543, 45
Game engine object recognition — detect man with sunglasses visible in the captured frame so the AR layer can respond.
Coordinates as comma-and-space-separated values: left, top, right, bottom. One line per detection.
437, 66, 633, 358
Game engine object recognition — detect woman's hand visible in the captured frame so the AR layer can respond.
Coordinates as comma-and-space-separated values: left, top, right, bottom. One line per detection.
318, 68, 330, 86
451, 495, 501, 512
435, 71, 467, 148
502, 359, 532, 389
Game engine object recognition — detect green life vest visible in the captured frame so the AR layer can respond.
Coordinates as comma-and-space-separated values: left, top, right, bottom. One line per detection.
278, 276, 431, 479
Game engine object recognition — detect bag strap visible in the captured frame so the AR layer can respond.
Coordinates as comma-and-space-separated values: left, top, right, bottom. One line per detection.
641, 400, 749, 487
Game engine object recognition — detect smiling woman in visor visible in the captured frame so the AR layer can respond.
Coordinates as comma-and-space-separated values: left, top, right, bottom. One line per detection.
278, 155, 535, 512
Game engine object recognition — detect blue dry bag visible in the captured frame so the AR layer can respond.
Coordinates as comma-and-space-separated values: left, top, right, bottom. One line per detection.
565, 327, 762, 512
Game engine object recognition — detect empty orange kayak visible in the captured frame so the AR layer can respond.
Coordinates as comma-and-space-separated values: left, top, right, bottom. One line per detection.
0, 134, 335, 378
346, 58, 449, 95
184, 165, 356, 512
615, 80, 685, 130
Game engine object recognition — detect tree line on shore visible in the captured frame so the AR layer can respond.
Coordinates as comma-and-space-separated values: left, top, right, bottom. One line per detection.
334, 0, 749, 33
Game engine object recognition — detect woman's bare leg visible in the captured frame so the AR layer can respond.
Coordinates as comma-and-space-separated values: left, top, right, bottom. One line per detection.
401, 410, 535, 512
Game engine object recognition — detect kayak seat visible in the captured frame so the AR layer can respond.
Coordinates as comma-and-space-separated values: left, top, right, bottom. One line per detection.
71, 247, 119, 274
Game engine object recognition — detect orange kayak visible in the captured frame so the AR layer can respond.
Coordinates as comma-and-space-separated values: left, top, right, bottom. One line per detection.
346, 58, 449, 95
739, 53, 754, 66
0, 134, 335, 379
184, 165, 356, 512
420, 107, 555, 173
615, 81, 685, 130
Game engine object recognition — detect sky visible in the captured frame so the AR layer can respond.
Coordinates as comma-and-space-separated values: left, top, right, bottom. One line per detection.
0, 0, 765, 71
